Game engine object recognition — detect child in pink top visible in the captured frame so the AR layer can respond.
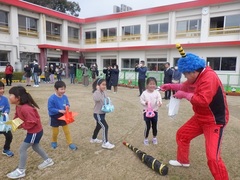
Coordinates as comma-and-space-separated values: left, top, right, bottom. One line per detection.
140, 77, 162, 145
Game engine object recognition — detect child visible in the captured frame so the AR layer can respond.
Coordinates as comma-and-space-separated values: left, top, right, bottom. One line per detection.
0, 81, 14, 157
91, 78, 115, 149
140, 77, 162, 145
7, 86, 54, 179
48, 81, 77, 150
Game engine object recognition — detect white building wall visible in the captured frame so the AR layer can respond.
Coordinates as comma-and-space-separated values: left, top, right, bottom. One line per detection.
0, 1, 240, 83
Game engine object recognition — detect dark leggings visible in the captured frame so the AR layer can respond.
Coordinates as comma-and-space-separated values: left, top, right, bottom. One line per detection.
92, 113, 108, 143
0, 131, 13, 150
144, 112, 158, 138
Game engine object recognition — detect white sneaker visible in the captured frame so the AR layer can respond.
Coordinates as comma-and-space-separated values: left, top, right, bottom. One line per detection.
90, 138, 102, 143
102, 142, 115, 149
152, 138, 158, 145
169, 160, 190, 167
144, 139, 149, 145
7, 168, 26, 179
38, 158, 54, 170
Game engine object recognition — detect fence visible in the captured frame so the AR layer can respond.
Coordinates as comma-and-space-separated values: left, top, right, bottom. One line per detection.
75, 69, 240, 92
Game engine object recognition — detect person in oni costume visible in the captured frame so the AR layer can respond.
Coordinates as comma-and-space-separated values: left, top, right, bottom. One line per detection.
161, 45, 229, 180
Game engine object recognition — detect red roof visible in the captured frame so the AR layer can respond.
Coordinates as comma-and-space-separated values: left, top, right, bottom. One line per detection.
0, 0, 236, 24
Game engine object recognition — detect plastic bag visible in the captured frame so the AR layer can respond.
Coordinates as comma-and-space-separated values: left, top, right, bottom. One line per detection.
0, 114, 11, 133
168, 96, 180, 117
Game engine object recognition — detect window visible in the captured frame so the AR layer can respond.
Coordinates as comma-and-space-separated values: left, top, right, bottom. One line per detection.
122, 25, 140, 35
122, 58, 139, 70
100, 28, 117, 42
0, 10, 8, 27
210, 14, 240, 35
148, 23, 168, 40
103, 59, 116, 68
0, 10, 9, 33
147, 58, 167, 71
46, 21, 61, 40
18, 15, 38, 37
210, 17, 224, 29
122, 25, 141, 41
101, 28, 116, 37
0, 51, 9, 66
176, 19, 201, 32
225, 14, 240, 27
85, 31, 96, 44
149, 23, 168, 34
173, 57, 181, 67
85, 59, 96, 68
207, 57, 236, 71
68, 26, 79, 43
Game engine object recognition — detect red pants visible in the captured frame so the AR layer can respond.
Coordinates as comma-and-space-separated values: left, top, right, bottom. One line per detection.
176, 116, 229, 180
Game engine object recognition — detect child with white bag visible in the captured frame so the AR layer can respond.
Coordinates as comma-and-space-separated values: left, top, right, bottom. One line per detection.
0, 81, 14, 157
140, 77, 162, 145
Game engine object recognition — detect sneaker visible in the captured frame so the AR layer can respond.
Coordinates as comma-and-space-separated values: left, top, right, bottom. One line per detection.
38, 158, 54, 170
102, 142, 115, 149
2, 150, 14, 157
152, 138, 158, 145
51, 142, 58, 149
7, 168, 26, 179
144, 139, 149, 145
169, 160, 190, 167
69, 143, 78, 150
90, 138, 102, 143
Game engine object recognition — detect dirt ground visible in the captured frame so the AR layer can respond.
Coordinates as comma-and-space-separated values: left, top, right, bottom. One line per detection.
0, 81, 240, 180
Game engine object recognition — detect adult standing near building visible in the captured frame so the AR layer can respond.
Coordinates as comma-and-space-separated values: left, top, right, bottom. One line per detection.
49, 64, 55, 84
110, 65, 119, 93
163, 62, 173, 99
69, 64, 76, 84
81, 64, 89, 86
4, 62, 14, 86
23, 64, 32, 86
32, 60, 40, 87
160, 46, 229, 180
135, 60, 147, 96
90, 63, 98, 82
171, 66, 182, 95
103, 65, 112, 91
44, 65, 50, 83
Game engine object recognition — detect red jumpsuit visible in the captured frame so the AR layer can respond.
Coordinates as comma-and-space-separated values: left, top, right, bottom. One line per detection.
177, 67, 229, 180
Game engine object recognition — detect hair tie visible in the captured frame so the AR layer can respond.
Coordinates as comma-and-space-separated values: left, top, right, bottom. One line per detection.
26, 90, 29, 94
97, 78, 102, 85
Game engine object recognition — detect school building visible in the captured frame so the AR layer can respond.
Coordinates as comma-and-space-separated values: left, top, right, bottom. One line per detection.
0, 0, 240, 86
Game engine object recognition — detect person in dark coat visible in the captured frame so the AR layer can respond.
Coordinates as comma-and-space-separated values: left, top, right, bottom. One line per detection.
110, 65, 119, 93
24, 64, 32, 86
135, 60, 147, 96
163, 62, 173, 99
103, 65, 112, 90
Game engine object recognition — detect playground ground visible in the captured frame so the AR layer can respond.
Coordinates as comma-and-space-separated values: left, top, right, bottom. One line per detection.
0, 82, 240, 180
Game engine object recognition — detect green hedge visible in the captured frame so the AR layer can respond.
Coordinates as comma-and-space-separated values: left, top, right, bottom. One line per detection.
0, 72, 25, 81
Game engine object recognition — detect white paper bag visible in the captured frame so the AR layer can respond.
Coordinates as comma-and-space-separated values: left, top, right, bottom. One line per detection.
168, 96, 180, 117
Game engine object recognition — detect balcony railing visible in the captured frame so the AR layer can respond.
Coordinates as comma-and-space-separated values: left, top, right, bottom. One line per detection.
85, 38, 97, 44
68, 37, 79, 44
121, 34, 141, 41
100, 36, 117, 43
0, 25, 9, 33
46, 33, 61, 41
209, 26, 240, 36
19, 28, 38, 37
176, 30, 201, 38
148, 33, 168, 40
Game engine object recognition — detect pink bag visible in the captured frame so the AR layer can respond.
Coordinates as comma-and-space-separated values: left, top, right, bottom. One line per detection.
145, 102, 155, 118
